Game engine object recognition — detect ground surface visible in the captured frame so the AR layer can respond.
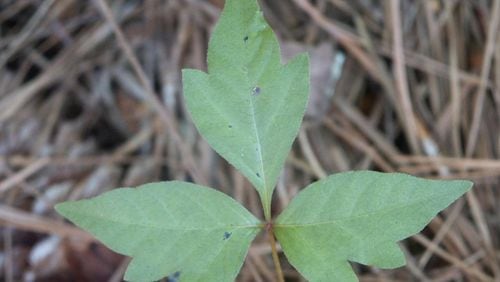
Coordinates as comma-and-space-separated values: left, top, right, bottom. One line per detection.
0, 0, 499, 281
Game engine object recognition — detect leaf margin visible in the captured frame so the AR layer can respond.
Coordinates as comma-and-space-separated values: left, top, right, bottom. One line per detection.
182, 0, 310, 219
274, 171, 472, 281
56, 181, 262, 282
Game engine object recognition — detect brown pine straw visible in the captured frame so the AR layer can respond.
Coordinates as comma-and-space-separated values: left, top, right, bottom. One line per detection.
0, 0, 499, 281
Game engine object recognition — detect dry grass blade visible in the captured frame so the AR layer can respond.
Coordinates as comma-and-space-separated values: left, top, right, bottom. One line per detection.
0, 205, 93, 241
389, 0, 420, 154
465, 0, 500, 157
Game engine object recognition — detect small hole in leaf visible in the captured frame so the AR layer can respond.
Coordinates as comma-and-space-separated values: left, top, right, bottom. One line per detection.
244, 35, 249, 42
252, 86, 261, 96
168, 271, 181, 282
223, 231, 232, 240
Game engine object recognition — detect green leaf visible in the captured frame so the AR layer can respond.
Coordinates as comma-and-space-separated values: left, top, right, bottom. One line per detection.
275, 171, 472, 282
56, 182, 261, 282
182, 0, 310, 218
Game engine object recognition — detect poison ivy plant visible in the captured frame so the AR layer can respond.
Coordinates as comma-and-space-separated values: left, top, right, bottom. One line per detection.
55, 0, 472, 281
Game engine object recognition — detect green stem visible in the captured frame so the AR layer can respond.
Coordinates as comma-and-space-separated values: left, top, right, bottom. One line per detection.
267, 222, 285, 282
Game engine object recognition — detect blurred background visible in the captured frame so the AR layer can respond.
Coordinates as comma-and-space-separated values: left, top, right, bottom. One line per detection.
1, 0, 499, 281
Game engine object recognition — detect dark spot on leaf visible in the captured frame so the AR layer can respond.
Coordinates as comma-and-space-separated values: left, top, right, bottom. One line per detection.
244, 35, 249, 42
223, 231, 232, 240
252, 86, 261, 96
256, 172, 260, 178
228, 125, 233, 128
168, 271, 181, 282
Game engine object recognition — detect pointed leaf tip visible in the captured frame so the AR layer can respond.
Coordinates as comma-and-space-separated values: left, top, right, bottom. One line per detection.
182, 0, 310, 215
275, 171, 471, 281
56, 182, 261, 282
